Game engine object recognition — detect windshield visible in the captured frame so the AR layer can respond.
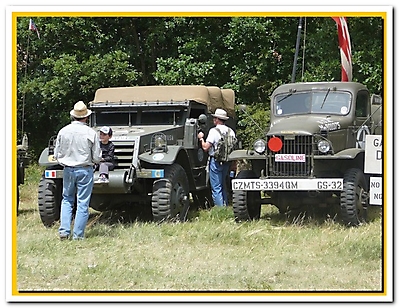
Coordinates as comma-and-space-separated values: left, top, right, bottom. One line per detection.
92, 108, 186, 126
274, 91, 351, 116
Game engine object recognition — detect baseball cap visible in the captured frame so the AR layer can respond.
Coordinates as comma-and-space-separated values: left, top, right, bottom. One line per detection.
99, 126, 113, 136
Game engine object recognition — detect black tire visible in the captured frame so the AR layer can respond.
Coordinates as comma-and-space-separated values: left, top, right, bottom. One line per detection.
152, 164, 190, 222
232, 170, 261, 222
340, 168, 368, 226
38, 177, 62, 227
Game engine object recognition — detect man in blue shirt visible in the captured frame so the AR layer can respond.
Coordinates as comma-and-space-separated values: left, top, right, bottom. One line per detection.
54, 101, 102, 240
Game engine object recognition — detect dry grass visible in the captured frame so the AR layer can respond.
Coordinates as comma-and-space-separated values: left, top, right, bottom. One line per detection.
14, 165, 384, 300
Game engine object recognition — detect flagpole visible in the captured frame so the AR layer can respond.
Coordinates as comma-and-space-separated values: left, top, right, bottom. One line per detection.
21, 32, 30, 137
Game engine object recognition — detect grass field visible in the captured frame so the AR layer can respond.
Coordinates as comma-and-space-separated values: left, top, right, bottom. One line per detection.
14, 165, 385, 300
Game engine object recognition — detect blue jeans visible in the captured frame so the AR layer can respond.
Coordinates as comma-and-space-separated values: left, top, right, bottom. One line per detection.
59, 166, 94, 240
209, 157, 231, 206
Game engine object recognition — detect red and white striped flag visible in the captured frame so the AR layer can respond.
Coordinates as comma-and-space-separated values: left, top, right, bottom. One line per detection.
332, 17, 352, 82
29, 18, 40, 39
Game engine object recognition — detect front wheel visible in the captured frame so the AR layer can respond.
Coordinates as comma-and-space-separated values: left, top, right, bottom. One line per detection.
151, 164, 190, 222
17, 185, 20, 215
38, 177, 62, 227
232, 170, 261, 222
340, 168, 368, 226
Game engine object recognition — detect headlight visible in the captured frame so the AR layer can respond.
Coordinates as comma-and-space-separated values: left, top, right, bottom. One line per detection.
254, 139, 266, 154
318, 140, 330, 153
154, 135, 166, 149
151, 133, 168, 152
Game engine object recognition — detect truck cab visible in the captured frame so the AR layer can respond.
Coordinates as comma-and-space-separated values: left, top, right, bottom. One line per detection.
230, 81, 382, 226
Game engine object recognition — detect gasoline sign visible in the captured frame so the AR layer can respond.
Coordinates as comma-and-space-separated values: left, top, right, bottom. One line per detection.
364, 135, 382, 174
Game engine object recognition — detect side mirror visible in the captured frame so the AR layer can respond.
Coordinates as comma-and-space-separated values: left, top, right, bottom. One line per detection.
371, 94, 382, 105
238, 104, 247, 112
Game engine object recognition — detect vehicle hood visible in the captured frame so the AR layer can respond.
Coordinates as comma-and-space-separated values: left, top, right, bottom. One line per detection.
268, 114, 347, 135
94, 125, 182, 140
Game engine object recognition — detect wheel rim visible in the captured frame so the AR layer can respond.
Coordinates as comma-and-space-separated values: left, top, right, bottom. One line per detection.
171, 183, 186, 214
356, 185, 366, 217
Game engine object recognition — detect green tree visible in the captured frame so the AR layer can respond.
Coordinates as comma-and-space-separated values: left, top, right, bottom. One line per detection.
16, 16, 384, 158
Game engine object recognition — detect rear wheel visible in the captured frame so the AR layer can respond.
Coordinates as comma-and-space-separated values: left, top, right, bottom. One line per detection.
152, 164, 190, 222
38, 176, 62, 227
340, 168, 368, 226
232, 170, 261, 222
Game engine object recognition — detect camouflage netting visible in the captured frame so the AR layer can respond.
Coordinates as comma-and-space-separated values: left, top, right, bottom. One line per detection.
91, 85, 235, 118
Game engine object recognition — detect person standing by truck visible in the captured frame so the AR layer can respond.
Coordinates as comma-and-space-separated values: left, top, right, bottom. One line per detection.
54, 101, 102, 240
198, 108, 236, 207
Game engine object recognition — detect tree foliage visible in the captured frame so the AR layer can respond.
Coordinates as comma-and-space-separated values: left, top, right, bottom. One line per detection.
16, 16, 384, 158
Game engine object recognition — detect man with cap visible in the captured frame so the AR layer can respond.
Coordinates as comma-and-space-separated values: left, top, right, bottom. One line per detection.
54, 101, 102, 240
198, 108, 236, 206
95, 126, 116, 184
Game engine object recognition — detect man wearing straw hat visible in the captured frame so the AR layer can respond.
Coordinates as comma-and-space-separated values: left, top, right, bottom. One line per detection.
198, 108, 236, 207
54, 101, 102, 240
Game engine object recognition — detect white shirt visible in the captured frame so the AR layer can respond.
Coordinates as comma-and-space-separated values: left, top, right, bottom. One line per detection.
54, 121, 102, 167
206, 124, 236, 156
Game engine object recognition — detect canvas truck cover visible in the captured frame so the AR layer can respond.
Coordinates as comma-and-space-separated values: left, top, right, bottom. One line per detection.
91, 85, 235, 118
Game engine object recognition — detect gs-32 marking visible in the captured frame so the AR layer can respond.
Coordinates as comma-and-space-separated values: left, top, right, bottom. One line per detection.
232, 178, 343, 191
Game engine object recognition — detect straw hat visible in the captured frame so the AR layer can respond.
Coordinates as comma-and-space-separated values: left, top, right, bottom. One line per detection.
70, 101, 92, 118
211, 108, 229, 120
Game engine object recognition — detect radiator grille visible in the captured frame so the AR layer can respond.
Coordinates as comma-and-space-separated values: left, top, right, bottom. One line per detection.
113, 141, 135, 169
267, 135, 313, 177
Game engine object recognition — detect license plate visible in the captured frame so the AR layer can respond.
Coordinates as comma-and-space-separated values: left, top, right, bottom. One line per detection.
232, 178, 343, 191
45, 170, 63, 179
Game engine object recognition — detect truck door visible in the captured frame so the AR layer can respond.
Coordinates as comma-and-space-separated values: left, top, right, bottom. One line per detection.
354, 90, 371, 149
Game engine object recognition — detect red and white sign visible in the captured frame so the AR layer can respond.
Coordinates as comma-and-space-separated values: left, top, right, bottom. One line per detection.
275, 154, 305, 163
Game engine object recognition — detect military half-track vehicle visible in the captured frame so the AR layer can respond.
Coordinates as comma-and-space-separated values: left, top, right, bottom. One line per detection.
37, 85, 235, 226
230, 81, 382, 226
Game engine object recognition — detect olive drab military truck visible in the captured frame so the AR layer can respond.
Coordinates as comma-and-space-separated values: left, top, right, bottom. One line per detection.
37, 85, 236, 227
230, 81, 382, 226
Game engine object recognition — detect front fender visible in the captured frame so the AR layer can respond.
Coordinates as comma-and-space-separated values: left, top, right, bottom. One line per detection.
228, 149, 266, 161
38, 147, 60, 167
316, 148, 364, 160
139, 145, 183, 165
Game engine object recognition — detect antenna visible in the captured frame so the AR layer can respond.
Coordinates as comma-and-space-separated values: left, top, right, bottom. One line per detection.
291, 17, 303, 83
301, 17, 307, 81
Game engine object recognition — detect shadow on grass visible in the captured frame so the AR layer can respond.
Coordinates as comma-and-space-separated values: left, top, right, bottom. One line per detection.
260, 203, 382, 227
86, 202, 382, 229
87, 204, 152, 227
87, 201, 206, 227
17, 208, 36, 216
260, 208, 340, 227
